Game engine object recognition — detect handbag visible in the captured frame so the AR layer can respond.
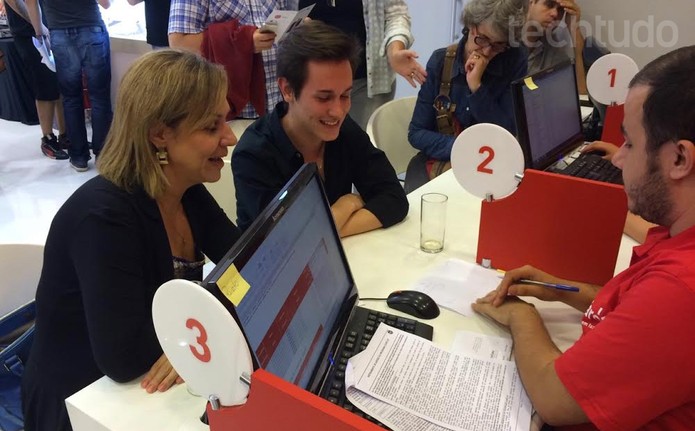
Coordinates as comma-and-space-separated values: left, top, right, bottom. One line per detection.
0, 301, 36, 431
403, 41, 460, 193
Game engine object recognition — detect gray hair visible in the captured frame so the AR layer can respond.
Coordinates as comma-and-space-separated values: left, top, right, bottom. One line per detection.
461, 0, 527, 42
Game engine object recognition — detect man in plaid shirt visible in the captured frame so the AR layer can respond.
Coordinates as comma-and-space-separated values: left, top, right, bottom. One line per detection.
169, 0, 296, 118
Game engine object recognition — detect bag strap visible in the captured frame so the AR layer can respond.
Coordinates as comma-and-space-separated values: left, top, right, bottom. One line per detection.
433, 43, 459, 136
0, 302, 36, 378
0, 302, 35, 340
0, 326, 34, 378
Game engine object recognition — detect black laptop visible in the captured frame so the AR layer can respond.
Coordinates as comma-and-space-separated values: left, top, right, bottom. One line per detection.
511, 60, 623, 185
203, 163, 433, 427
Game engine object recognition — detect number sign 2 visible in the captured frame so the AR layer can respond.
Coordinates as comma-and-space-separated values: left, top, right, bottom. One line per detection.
477, 146, 495, 174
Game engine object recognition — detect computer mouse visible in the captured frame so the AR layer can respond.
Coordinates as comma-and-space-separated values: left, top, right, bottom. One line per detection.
386, 290, 440, 320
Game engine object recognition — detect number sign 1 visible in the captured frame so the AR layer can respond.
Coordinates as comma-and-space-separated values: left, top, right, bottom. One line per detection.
587, 53, 639, 106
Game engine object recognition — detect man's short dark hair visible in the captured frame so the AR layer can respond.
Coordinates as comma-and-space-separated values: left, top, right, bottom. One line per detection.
629, 45, 695, 153
277, 20, 361, 98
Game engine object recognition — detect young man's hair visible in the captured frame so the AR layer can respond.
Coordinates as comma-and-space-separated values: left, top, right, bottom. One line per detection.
277, 20, 361, 98
630, 45, 695, 153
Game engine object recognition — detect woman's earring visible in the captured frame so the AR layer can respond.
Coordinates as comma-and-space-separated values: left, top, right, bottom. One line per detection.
156, 149, 169, 165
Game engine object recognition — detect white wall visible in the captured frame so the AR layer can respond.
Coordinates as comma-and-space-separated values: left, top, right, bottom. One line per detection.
398, 0, 695, 94
396, 0, 462, 99
580, 0, 695, 67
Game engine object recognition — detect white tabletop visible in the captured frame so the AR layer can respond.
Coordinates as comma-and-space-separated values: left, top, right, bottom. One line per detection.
66, 171, 637, 430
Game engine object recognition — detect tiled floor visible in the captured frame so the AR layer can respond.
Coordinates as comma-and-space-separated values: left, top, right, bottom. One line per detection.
0, 119, 96, 245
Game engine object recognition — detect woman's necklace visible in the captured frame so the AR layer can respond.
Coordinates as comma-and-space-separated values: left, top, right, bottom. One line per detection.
158, 202, 190, 248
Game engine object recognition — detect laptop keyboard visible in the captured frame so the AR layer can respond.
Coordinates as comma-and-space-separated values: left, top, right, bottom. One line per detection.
554, 153, 623, 184
319, 306, 434, 429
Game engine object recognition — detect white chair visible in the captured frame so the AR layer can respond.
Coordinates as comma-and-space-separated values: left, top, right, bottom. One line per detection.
366, 96, 419, 177
0, 244, 43, 317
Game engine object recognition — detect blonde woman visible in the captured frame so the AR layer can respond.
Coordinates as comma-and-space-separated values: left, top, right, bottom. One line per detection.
21, 50, 240, 431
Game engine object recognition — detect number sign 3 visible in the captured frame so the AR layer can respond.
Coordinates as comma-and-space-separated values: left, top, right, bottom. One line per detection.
186, 318, 212, 363
153, 279, 253, 406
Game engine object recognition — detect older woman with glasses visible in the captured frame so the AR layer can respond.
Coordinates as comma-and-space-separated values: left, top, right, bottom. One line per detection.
406, 0, 527, 186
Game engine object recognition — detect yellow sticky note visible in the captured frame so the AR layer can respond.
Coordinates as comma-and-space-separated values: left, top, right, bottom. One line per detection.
217, 264, 250, 306
524, 77, 538, 90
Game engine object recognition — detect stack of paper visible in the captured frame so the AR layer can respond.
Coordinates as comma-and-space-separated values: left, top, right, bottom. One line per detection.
345, 325, 532, 431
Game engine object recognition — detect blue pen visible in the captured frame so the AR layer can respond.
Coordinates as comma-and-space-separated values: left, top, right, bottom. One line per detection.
515, 278, 579, 292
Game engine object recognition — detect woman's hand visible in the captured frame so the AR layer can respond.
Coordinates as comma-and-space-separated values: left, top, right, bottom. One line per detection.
140, 354, 183, 393
388, 42, 427, 88
464, 51, 489, 93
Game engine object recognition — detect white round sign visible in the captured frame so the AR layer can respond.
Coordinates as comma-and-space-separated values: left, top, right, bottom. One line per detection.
450, 123, 524, 199
586, 53, 639, 106
152, 279, 253, 406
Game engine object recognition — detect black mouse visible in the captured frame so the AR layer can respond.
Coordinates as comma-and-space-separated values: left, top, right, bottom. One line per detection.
386, 290, 440, 320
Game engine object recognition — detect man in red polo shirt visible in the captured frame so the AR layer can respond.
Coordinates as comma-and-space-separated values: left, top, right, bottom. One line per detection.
473, 45, 695, 430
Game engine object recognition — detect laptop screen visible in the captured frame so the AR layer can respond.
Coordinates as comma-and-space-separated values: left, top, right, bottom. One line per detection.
204, 164, 356, 391
512, 60, 584, 169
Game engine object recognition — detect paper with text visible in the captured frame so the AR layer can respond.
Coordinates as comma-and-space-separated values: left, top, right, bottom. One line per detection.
450, 331, 513, 362
346, 325, 531, 431
410, 259, 500, 316
264, 4, 314, 43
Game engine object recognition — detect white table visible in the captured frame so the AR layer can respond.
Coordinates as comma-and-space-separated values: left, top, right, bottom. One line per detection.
66, 171, 637, 430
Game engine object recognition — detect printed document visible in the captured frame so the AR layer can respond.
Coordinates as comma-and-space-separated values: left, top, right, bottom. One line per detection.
264, 4, 314, 43
346, 325, 532, 431
450, 331, 513, 362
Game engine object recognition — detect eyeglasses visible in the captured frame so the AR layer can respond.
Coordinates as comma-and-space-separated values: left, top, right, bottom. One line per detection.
472, 31, 509, 54
543, 0, 565, 16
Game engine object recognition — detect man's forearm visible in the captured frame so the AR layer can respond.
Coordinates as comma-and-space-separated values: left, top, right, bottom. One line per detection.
562, 281, 600, 312
338, 209, 382, 238
5, 0, 32, 24
169, 32, 204, 54
509, 307, 588, 425
23, 0, 43, 35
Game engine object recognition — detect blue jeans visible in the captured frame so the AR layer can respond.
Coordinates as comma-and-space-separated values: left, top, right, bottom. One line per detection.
50, 25, 113, 161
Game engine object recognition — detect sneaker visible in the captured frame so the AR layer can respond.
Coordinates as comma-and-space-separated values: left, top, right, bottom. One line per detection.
41, 134, 69, 160
69, 158, 89, 172
57, 133, 71, 151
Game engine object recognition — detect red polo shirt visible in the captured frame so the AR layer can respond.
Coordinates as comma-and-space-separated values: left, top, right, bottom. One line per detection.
555, 225, 695, 431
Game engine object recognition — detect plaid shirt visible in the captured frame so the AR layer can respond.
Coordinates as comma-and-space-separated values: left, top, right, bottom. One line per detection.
169, 0, 294, 118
